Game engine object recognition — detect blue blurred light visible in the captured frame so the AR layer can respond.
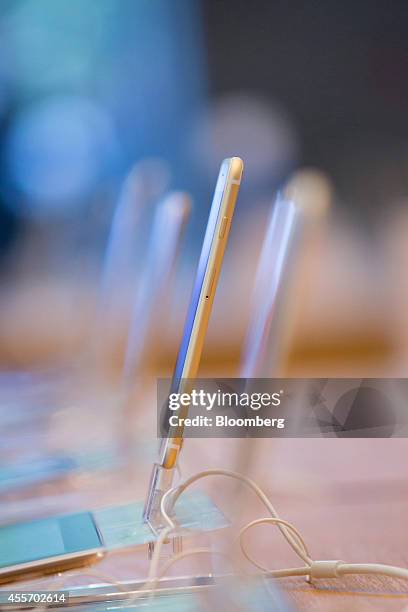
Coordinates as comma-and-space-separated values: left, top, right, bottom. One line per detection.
7, 96, 120, 216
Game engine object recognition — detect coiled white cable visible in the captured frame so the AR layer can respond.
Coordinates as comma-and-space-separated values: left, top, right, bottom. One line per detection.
160, 469, 408, 584
38, 467, 408, 610
160, 469, 313, 566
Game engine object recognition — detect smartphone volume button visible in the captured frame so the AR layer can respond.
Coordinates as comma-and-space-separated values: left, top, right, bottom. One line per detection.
219, 216, 229, 239
205, 268, 217, 299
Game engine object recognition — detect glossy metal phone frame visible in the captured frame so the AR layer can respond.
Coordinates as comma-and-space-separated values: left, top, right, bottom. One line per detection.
159, 157, 243, 470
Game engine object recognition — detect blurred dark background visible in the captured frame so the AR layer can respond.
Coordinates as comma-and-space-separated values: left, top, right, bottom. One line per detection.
1, 0, 408, 260
202, 0, 408, 220
0, 0, 407, 374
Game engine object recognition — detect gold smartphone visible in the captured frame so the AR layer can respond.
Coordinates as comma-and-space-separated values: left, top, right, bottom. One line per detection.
159, 157, 243, 470
0, 511, 103, 584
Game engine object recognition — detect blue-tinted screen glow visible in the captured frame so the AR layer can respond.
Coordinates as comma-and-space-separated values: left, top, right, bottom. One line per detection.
171, 167, 227, 392
0, 512, 102, 569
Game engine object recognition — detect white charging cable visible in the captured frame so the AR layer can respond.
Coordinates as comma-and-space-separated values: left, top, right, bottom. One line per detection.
160, 469, 408, 583
37, 467, 408, 610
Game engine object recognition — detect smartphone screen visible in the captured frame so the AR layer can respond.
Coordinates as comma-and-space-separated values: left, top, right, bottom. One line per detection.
0, 512, 102, 570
